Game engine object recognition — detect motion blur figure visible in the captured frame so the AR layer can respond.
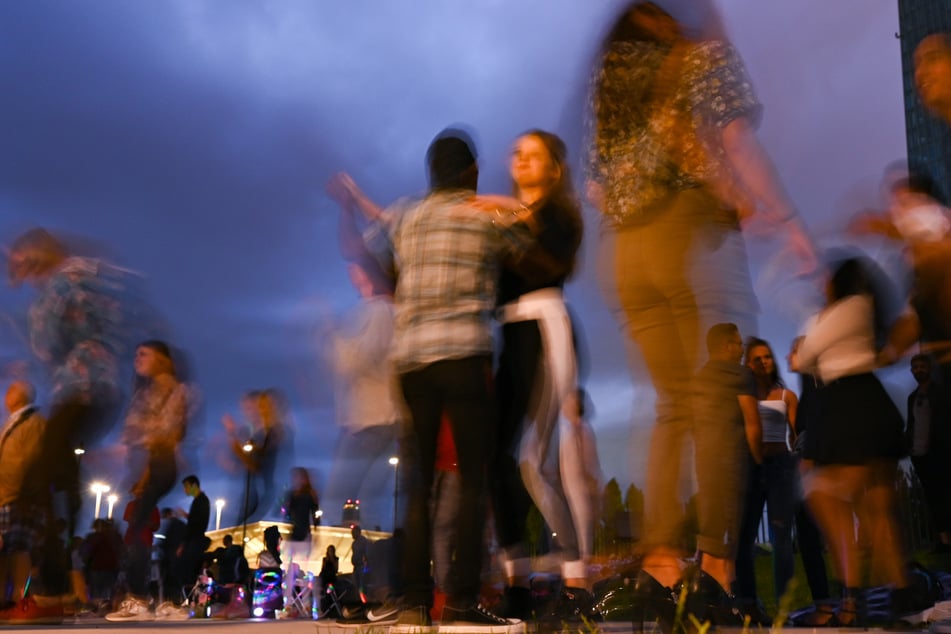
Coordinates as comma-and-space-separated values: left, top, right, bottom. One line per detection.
794, 257, 917, 625
584, 1, 814, 615
491, 130, 600, 621
121, 341, 193, 534
7, 228, 127, 544
223, 389, 290, 524
318, 258, 401, 530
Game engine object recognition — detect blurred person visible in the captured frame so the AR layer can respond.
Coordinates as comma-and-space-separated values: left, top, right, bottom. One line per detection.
583, 2, 814, 624
6, 229, 132, 540
84, 519, 121, 608
915, 33, 951, 125
257, 525, 282, 570
333, 127, 536, 628
905, 353, 951, 552
350, 524, 368, 600
319, 259, 401, 530
223, 389, 288, 524
105, 484, 161, 622
734, 337, 797, 621
213, 534, 247, 586
158, 507, 185, 597
171, 475, 209, 604
784, 337, 833, 626
794, 257, 921, 625
121, 341, 193, 543
318, 544, 339, 616
686, 323, 761, 626
491, 130, 598, 622
0, 381, 51, 612
279, 467, 319, 611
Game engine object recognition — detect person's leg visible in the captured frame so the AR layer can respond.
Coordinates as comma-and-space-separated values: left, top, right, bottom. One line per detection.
694, 422, 748, 591
607, 200, 700, 587
442, 357, 494, 608
397, 365, 443, 611
492, 321, 540, 589
559, 417, 601, 587
794, 465, 831, 603
734, 460, 765, 601
861, 460, 907, 588
764, 453, 797, 603
430, 469, 459, 592
805, 466, 864, 589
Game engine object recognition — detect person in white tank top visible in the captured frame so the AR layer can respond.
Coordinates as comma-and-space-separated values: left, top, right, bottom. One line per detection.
734, 337, 798, 620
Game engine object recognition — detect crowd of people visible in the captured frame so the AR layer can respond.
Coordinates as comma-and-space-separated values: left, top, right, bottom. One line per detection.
3, 1, 951, 631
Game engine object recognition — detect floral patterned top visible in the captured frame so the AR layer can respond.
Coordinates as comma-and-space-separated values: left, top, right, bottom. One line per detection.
122, 379, 194, 452
28, 257, 123, 405
585, 38, 761, 227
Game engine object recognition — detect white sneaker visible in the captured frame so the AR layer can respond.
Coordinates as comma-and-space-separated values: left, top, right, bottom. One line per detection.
105, 597, 154, 622
154, 601, 192, 621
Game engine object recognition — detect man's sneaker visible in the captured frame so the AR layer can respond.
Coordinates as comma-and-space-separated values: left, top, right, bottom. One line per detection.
0, 596, 64, 624
154, 601, 192, 621
105, 597, 154, 622
441, 602, 523, 632
390, 605, 433, 633
368, 597, 402, 622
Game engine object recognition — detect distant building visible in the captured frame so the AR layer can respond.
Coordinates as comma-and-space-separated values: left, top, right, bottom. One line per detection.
898, 0, 951, 202
342, 498, 361, 527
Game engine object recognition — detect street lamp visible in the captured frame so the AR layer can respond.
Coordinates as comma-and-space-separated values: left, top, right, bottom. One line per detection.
215, 498, 226, 531
107, 494, 118, 520
241, 440, 254, 548
388, 456, 399, 532
90, 482, 110, 519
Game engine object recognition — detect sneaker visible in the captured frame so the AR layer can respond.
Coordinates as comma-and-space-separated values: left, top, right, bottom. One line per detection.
0, 596, 64, 624
105, 597, 154, 622
390, 605, 433, 633
440, 602, 523, 632
154, 601, 192, 621
368, 597, 402, 622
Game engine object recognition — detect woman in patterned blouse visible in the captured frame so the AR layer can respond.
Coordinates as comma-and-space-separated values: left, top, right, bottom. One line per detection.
584, 1, 815, 628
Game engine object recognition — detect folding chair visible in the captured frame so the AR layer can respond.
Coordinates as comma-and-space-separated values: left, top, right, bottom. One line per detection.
284, 570, 315, 619
319, 581, 347, 618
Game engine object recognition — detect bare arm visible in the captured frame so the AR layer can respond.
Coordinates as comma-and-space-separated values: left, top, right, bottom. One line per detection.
326, 172, 383, 222
738, 394, 763, 464
722, 117, 817, 274
784, 390, 799, 442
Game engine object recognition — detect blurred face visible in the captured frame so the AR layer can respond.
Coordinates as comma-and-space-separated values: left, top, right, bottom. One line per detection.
747, 344, 775, 378
916, 35, 951, 116
510, 135, 560, 194
911, 358, 932, 384
134, 346, 167, 378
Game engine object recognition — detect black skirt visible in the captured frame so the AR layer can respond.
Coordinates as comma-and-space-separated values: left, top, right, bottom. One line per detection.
803, 372, 905, 465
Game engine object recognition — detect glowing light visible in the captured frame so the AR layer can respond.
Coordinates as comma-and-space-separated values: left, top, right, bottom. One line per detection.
242, 440, 254, 453
90, 482, 111, 518
106, 494, 118, 519
73, 447, 85, 456
215, 498, 226, 531
388, 456, 399, 466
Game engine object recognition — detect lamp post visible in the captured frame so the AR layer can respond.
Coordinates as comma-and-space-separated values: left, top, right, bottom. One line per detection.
106, 494, 118, 520
241, 440, 254, 548
215, 498, 226, 531
388, 456, 399, 532
90, 482, 110, 519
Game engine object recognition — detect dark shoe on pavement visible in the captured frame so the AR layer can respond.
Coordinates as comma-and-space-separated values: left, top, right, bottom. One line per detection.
681, 570, 744, 629
368, 597, 402, 622
542, 587, 601, 623
441, 601, 519, 626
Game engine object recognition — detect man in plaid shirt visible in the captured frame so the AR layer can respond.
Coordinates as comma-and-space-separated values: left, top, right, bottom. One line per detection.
338, 129, 535, 627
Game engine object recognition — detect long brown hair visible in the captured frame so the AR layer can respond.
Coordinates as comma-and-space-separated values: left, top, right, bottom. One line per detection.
511, 129, 584, 277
